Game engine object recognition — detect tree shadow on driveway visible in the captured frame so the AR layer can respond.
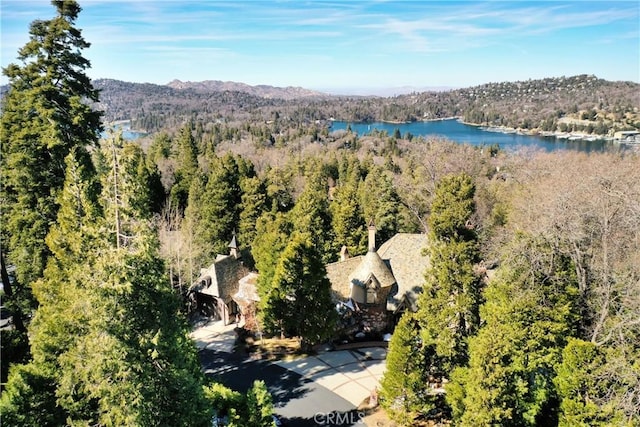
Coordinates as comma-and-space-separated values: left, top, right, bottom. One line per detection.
200, 350, 313, 406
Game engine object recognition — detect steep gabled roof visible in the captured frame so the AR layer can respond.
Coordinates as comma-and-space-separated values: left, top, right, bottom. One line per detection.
191, 255, 249, 303
378, 233, 429, 312
326, 256, 363, 299
348, 250, 396, 290
326, 233, 429, 313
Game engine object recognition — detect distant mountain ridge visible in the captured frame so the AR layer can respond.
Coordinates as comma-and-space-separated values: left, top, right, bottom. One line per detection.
3, 75, 637, 137
166, 79, 328, 100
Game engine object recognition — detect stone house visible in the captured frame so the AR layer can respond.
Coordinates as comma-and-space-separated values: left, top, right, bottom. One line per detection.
188, 236, 250, 325
232, 272, 260, 331
190, 224, 429, 336
325, 223, 429, 336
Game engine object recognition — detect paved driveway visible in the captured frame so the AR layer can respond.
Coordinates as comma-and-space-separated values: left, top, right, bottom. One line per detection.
192, 320, 388, 426
274, 348, 386, 407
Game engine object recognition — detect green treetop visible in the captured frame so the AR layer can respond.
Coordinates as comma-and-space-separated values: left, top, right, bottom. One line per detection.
187, 153, 244, 262
290, 166, 335, 263
330, 173, 366, 256
359, 166, 402, 244
170, 123, 199, 210
1, 0, 103, 310
417, 173, 482, 374
379, 312, 431, 425
0, 135, 214, 426
448, 235, 580, 426
264, 233, 337, 349
0, 0, 103, 381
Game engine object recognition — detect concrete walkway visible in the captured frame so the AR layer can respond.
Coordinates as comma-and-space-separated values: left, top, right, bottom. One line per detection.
274, 347, 387, 407
191, 320, 387, 407
190, 319, 238, 353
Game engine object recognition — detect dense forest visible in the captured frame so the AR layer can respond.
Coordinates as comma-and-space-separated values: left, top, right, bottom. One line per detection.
2, 1, 639, 426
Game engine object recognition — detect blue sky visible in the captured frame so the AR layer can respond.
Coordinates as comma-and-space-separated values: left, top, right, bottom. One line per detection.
2, 1, 639, 94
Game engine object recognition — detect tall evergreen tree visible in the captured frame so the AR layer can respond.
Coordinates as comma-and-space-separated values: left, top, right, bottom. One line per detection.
0, 0, 102, 382
0, 138, 214, 426
382, 173, 483, 423
379, 312, 431, 425
189, 153, 243, 261
359, 166, 401, 244
331, 178, 366, 256
290, 166, 334, 262
448, 236, 580, 426
239, 176, 269, 255
264, 165, 294, 213
264, 233, 337, 349
170, 123, 199, 210
252, 211, 292, 322
181, 172, 208, 283
0, 148, 104, 426
244, 380, 276, 427
554, 338, 634, 426
417, 173, 482, 374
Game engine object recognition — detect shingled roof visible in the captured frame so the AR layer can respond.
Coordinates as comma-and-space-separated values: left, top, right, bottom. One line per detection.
326, 256, 363, 299
348, 250, 396, 290
325, 232, 429, 313
378, 233, 430, 312
191, 255, 249, 303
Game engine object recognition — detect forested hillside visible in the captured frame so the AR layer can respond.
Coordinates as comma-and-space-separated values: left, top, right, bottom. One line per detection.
0, 3, 274, 425
83, 74, 640, 137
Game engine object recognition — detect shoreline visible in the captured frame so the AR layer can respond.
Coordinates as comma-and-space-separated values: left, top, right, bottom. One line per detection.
420, 116, 459, 122
457, 119, 615, 142
104, 119, 149, 136
333, 118, 629, 144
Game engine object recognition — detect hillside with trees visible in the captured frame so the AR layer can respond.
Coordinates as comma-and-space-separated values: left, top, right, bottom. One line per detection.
0, 2, 274, 425
82, 74, 640, 138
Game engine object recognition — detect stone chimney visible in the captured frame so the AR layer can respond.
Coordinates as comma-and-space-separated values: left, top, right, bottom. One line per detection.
228, 233, 239, 259
368, 219, 376, 252
340, 245, 350, 261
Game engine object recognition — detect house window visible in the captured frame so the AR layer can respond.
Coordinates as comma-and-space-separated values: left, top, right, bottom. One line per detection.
366, 287, 377, 304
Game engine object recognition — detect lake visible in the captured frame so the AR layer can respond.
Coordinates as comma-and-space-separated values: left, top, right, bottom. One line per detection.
102, 120, 147, 140
330, 119, 616, 153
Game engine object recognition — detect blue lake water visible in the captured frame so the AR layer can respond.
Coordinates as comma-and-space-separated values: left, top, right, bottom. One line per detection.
330, 119, 615, 153
102, 121, 147, 140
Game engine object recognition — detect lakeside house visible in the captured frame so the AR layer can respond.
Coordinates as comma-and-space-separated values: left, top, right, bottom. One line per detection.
326, 223, 429, 336
189, 223, 429, 336
613, 130, 640, 143
188, 236, 250, 325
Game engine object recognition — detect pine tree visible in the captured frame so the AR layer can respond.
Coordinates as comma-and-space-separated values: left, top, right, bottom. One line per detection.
0, 137, 214, 426
0, 148, 103, 426
0, 0, 102, 334
359, 166, 401, 244
265, 233, 337, 349
554, 338, 635, 425
264, 165, 294, 213
290, 167, 334, 262
0, 0, 103, 389
244, 380, 275, 427
252, 211, 292, 328
417, 173, 482, 374
190, 153, 242, 261
239, 176, 268, 255
331, 178, 366, 256
379, 312, 431, 425
170, 123, 199, 210
204, 381, 275, 427
450, 236, 580, 426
